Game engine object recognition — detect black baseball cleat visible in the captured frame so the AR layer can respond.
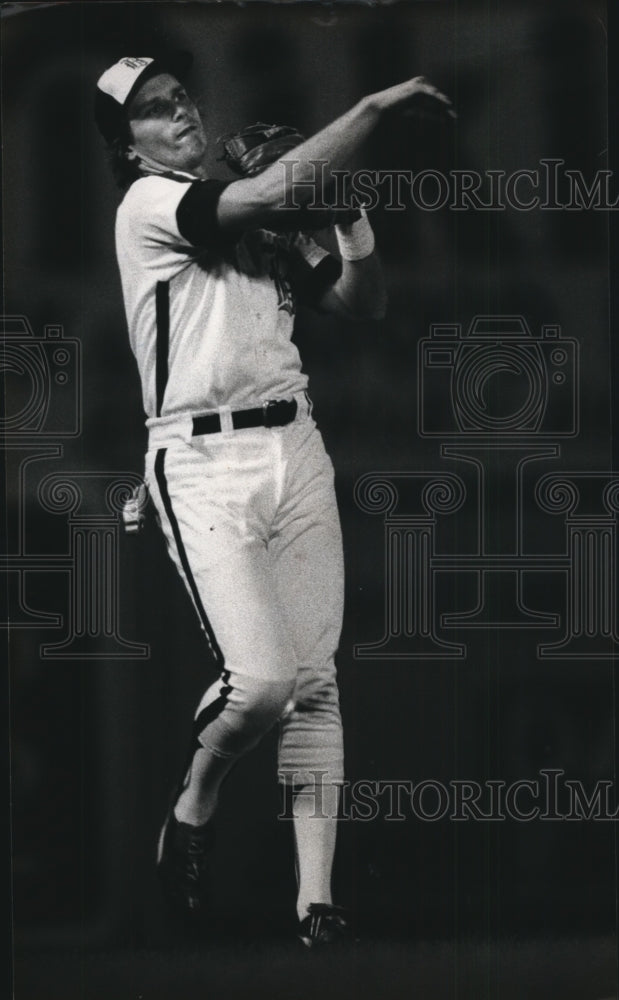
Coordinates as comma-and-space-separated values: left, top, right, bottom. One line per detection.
157, 809, 214, 919
298, 903, 353, 949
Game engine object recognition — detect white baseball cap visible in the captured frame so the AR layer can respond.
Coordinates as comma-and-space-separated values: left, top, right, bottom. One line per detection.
94, 51, 192, 143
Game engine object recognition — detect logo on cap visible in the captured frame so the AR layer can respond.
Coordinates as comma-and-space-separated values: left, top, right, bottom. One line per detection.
97, 57, 155, 107
120, 57, 151, 71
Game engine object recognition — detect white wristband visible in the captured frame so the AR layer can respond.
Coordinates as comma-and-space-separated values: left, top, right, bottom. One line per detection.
335, 207, 375, 261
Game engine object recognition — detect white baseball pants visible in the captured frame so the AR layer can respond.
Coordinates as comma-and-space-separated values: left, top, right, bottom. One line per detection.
144, 399, 345, 788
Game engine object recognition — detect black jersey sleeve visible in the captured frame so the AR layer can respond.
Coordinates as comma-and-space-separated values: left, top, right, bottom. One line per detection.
286, 233, 342, 307
175, 179, 236, 249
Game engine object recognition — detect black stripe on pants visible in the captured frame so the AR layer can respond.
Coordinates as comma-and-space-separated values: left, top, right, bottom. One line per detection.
154, 447, 224, 668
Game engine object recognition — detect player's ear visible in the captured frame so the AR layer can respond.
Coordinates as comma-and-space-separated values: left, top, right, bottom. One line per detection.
122, 116, 139, 161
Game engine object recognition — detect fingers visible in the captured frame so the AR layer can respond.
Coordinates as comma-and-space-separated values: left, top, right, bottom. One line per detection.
411, 76, 457, 118
373, 76, 457, 119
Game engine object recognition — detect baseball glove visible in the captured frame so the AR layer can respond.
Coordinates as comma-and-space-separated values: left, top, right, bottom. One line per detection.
218, 122, 306, 177
217, 122, 361, 229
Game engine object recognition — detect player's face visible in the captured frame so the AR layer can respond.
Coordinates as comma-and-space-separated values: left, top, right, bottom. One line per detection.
126, 73, 207, 174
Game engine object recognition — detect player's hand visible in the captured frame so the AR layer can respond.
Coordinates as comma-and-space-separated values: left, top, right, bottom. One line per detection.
365, 76, 456, 119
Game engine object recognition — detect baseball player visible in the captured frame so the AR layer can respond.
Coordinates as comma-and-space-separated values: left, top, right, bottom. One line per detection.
94, 51, 453, 946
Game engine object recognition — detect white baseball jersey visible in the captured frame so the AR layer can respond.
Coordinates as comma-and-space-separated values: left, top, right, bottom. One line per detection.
114, 173, 335, 424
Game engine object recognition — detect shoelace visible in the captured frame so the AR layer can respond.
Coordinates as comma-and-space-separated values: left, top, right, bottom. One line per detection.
176, 830, 211, 883
307, 905, 348, 940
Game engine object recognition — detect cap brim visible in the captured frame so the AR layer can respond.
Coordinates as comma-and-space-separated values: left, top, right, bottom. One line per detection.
124, 50, 193, 109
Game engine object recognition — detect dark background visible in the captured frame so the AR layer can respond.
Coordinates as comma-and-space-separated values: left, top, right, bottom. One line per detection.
3, 1, 618, 997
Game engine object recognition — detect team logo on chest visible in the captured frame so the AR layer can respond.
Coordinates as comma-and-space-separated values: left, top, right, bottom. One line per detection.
266, 243, 295, 316
235, 231, 295, 316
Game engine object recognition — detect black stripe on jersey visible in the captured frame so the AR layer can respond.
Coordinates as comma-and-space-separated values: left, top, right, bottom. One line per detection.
154, 448, 223, 667
155, 281, 170, 417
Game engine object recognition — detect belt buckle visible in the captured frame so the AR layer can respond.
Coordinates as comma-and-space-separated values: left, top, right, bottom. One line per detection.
263, 398, 297, 428
263, 399, 281, 428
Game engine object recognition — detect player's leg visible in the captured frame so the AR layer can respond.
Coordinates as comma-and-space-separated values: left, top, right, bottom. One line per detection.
269, 420, 346, 925
145, 440, 297, 840
173, 668, 295, 827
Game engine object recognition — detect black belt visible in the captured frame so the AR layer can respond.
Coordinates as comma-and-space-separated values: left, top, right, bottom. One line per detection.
192, 398, 298, 436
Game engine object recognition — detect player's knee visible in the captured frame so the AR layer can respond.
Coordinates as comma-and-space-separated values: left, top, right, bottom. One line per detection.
235, 676, 297, 735
292, 673, 340, 714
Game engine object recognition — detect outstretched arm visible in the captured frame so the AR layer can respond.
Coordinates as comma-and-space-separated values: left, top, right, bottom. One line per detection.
216, 76, 454, 235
